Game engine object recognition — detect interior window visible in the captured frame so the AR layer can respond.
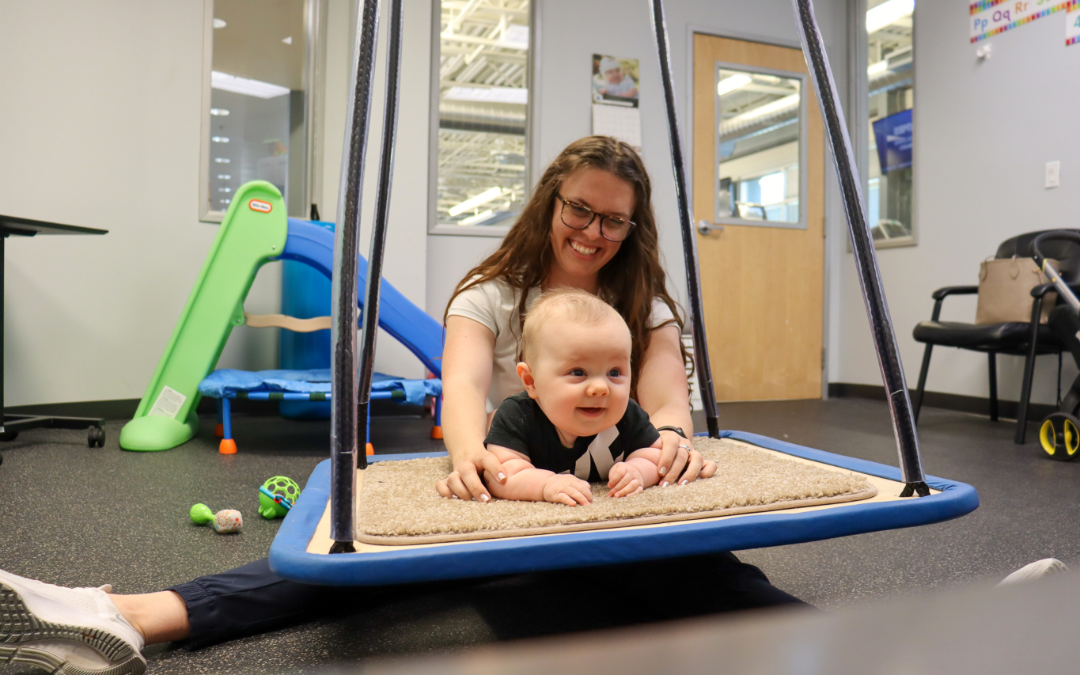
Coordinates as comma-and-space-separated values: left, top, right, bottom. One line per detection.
866, 0, 914, 242
715, 66, 804, 228
434, 0, 530, 233
202, 0, 315, 222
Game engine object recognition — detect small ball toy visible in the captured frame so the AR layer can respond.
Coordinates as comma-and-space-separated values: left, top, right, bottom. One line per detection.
259, 476, 301, 519
190, 503, 243, 533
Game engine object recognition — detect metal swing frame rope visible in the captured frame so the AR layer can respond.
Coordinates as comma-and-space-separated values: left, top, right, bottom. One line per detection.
329, 0, 406, 552
328, 0, 929, 552
648, 0, 721, 440
646, 0, 927, 493
788, 0, 926, 495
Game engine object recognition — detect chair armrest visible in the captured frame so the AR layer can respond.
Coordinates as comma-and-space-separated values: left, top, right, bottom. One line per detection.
1030, 283, 1080, 298
931, 285, 978, 301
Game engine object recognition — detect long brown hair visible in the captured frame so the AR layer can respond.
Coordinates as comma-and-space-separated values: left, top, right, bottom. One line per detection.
446, 135, 688, 399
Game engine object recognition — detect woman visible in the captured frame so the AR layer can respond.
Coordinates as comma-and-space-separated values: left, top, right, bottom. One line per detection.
0, 137, 803, 675
439, 135, 712, 501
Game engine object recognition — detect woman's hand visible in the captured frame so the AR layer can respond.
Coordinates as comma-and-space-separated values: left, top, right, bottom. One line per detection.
439, 316, 505, 502
436, 448, 507, 502
656, 431, 716, 486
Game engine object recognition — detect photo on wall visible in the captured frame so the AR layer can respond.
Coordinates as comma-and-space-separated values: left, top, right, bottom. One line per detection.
592, 54, 640, 107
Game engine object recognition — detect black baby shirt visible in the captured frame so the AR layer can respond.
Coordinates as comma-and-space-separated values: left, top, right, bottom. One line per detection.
484, 391, 660, 481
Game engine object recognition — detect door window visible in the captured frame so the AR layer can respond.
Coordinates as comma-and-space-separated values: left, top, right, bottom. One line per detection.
714, 65, 807, 229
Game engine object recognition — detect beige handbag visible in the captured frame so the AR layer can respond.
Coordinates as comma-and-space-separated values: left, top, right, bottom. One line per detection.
974, 257, 1059, 325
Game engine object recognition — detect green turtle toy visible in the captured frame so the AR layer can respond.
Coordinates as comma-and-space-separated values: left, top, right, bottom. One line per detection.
259, 475, 301, 519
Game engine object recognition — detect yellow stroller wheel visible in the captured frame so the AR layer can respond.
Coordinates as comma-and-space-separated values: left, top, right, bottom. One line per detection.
1040, 413, 1080, 461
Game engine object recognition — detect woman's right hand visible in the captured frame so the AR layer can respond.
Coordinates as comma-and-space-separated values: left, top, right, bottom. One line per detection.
436, 447, 507, 502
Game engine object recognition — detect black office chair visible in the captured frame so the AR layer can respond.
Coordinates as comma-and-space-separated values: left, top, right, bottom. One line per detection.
912, 230, 1080, 444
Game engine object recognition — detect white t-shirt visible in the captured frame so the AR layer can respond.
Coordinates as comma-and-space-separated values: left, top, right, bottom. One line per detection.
446, 278, 678, 412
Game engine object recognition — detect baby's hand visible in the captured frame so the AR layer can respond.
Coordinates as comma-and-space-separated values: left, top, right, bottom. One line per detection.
607, 462, 644, 498
542, 474, 593, 506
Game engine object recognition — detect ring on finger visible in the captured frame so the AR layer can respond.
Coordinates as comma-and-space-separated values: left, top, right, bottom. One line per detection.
678, 444, 692, 452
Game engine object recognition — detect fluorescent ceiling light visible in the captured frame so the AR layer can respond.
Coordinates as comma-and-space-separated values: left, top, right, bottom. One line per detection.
211, 136, 230, 143
217, 174, 231, 180
449, 187, 507, 216
210, 108, 230, 116
737, 94, 800, 121
458, 209, 495, 226
215, 157, 231, 163
866, 0, 913, 33
212, 71, 289, 99
443, 86, 527, 105
282, 36, 293, 45
867, 59, 889, 76
502, 24, 529, 48
449, 188, 505, 216
717, 74, 752, 96
213, 18, 227, 29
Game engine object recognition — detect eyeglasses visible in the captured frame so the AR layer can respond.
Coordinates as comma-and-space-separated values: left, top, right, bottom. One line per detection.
556, 194, 637, 242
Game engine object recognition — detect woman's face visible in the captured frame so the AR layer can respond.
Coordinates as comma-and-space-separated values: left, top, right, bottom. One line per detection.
549, 167, 635, 285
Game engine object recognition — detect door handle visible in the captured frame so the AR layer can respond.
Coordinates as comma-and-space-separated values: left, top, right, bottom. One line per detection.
697, 220, 723, 236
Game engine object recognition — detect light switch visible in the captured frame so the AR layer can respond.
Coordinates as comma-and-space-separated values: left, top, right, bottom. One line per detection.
1046, 161, 1061, 189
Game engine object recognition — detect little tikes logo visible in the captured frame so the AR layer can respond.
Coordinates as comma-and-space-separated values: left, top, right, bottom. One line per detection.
248, 199, 273, 213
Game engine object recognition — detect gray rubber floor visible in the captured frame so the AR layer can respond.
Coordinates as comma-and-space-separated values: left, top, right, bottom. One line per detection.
1, 399, 1077, 674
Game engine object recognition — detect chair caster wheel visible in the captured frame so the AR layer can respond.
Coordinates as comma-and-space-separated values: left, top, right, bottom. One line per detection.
0, 430, 17, 442
87, 426, 105, 448
1040, 413, 1080, 461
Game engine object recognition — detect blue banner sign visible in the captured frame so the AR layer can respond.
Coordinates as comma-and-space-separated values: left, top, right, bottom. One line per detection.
872, 109, 913, 173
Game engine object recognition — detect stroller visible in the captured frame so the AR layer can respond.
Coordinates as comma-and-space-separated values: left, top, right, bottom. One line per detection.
1033, 231, 1080, 459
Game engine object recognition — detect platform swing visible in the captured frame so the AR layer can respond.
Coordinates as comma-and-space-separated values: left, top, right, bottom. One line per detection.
268, 0, 978, 586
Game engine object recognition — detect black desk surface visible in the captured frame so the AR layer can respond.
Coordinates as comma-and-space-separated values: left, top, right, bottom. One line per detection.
1, 214, 108, 237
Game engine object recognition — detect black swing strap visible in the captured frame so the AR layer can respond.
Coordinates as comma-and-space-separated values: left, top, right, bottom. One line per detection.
648, 0, 721, 439
791, 0, 927, 495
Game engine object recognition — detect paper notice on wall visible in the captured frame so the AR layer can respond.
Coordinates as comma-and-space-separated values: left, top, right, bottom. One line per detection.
1067, 4, 1080, 45
592, 104, 641, 152
148, 385, 187, 419
970, 0, 1075, 43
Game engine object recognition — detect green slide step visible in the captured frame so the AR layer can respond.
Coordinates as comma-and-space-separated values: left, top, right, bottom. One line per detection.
119, 182, 288, 451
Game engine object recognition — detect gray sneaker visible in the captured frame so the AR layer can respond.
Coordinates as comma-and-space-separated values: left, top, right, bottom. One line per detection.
0, 568, 146, 675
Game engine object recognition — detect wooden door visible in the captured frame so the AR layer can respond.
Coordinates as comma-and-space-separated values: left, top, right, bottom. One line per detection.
692, 34, 825, 401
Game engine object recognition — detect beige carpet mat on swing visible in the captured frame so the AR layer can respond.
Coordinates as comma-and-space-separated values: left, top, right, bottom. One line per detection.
355, 437, 877, 545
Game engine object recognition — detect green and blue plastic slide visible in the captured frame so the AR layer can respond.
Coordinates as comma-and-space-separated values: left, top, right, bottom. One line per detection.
119, 182, 288, 451
119, 180, 445, 452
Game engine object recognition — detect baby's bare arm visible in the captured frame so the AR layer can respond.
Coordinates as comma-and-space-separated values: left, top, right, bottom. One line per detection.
624, 446, 663, 489
608, 441, 664, 498
481, 445, 553, 502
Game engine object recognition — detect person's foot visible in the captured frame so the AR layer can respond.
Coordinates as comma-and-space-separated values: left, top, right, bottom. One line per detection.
0, 568, 146, 674
998, 558, 1070, 586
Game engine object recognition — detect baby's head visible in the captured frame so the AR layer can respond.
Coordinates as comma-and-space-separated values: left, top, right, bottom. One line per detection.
517, 288, 632, 439
599, 56, 624, 85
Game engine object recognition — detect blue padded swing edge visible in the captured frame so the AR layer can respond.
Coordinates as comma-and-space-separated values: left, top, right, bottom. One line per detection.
269, 431, 979, 586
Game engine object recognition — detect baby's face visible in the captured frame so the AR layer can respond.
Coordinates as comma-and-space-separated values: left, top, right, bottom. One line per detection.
524, 317, 632, 439
604, 67, 623, 84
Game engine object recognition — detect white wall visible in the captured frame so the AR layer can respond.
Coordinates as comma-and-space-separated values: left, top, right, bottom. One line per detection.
427, 0, 851, 341
1, 1, 279, 408
0, 0, 431, 407
2, 0, 847, 407
832, 4, 1080, 406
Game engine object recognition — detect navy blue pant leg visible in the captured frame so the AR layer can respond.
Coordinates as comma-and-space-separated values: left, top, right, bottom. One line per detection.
167, 553, 804, 650
168, 557, 345, 650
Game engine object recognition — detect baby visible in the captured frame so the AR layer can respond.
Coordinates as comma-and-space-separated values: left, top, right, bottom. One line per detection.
461, 288, 664, 506
595, 55, 639, 99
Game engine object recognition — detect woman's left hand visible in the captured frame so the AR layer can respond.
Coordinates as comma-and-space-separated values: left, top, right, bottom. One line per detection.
656, 430, 717, 486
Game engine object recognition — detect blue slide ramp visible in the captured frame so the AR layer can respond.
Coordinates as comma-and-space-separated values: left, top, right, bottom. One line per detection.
279, 218, 442, 378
